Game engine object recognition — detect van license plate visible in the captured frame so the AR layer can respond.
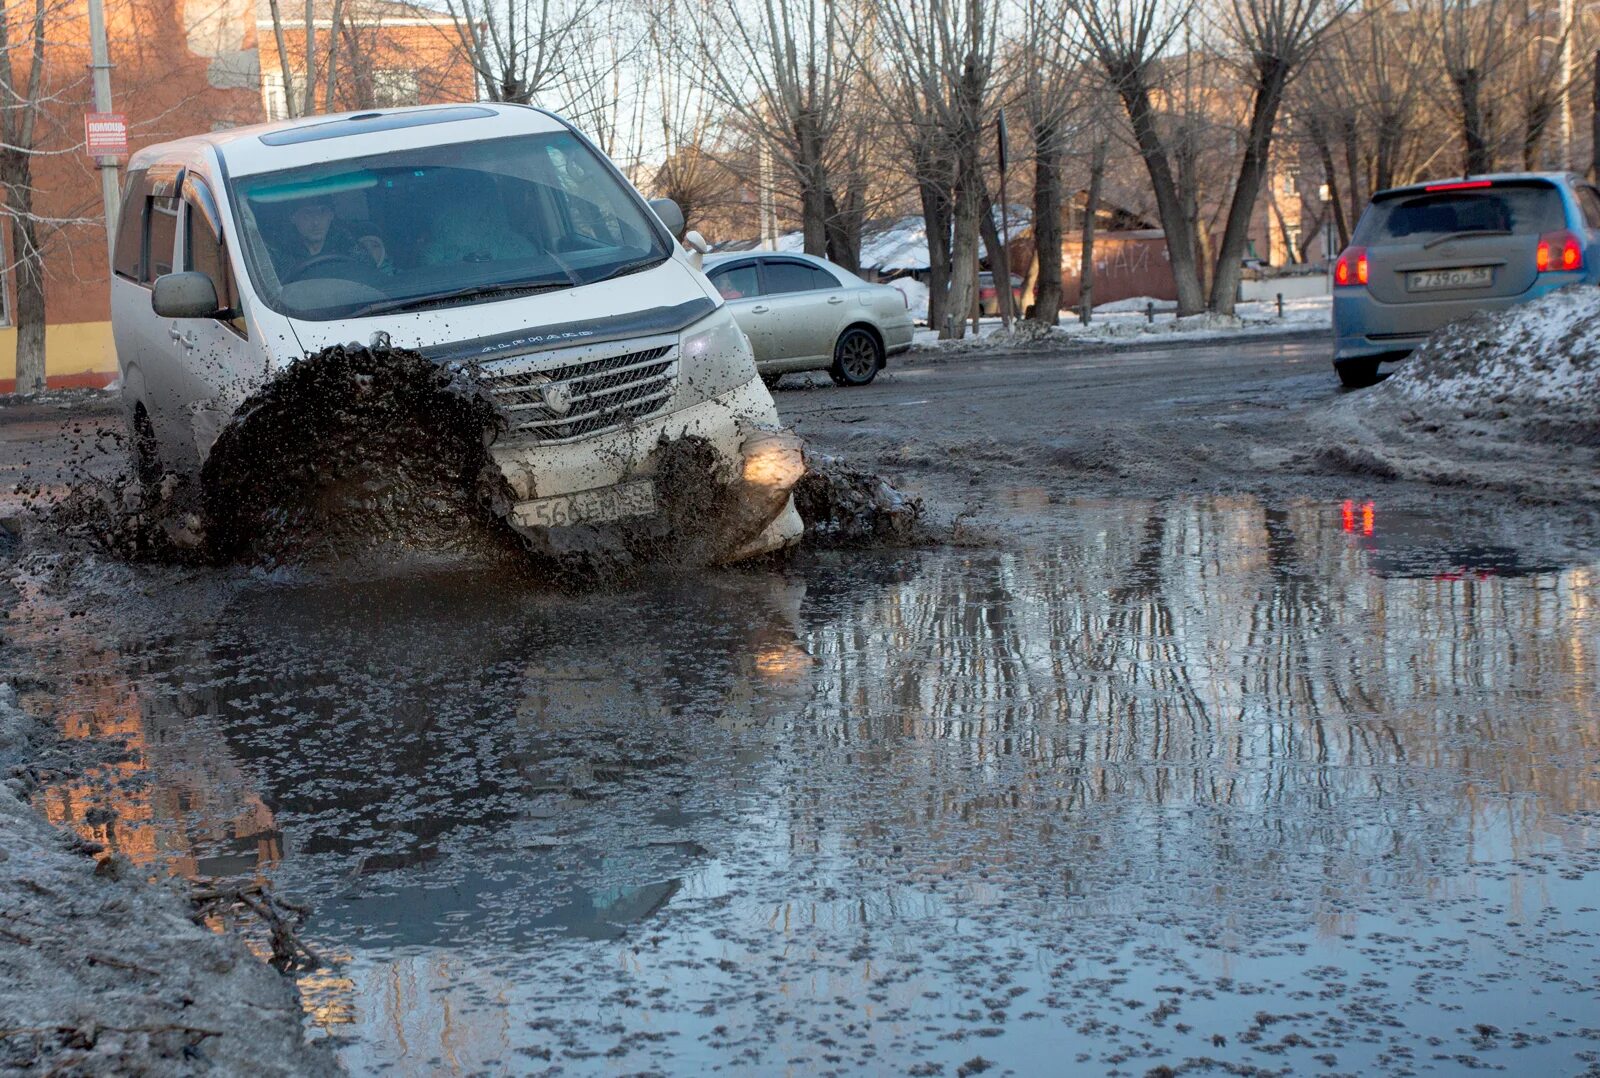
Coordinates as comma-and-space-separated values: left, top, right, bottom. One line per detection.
1406, 267, 1492, 291
514, 480, 656, 529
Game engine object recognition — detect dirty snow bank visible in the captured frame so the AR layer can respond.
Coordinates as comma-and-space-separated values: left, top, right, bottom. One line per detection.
911, 295, 1330, 353
0, 684, 337, 1075
1314, 286, 1600, 503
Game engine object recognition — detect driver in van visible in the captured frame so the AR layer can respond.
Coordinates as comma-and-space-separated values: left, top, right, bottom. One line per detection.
270, 194, 387, 279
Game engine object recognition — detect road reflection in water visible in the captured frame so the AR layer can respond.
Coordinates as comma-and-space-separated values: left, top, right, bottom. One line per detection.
18, 495, 1600, 1075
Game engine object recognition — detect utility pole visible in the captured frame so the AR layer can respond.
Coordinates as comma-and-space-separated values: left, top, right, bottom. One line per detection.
86, 0, 121, 266
996, 108, 1013, 329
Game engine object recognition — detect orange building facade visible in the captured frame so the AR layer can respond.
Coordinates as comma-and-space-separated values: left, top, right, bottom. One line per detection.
1, 0, 474, 392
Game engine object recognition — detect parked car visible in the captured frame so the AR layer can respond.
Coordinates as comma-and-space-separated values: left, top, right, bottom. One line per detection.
978, 271, 1024, 317
702, 252, 914, 386
1332, 172, 1600, 387
112, 103, 806, 563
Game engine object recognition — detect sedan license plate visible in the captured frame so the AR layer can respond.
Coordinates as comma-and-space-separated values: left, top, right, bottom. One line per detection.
1406, 266, 1493, 292
514, 480, 656, 529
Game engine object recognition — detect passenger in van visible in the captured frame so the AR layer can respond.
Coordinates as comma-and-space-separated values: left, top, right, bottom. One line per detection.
268, 194, 387, 279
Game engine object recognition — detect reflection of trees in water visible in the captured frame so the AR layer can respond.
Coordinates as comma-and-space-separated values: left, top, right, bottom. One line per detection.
796, 497, 1599, 875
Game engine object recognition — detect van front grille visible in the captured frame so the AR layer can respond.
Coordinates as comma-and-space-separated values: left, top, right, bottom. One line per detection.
482, 344, 678, 445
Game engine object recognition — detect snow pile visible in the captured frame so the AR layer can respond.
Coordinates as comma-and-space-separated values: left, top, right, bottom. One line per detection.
1316, 286, 1600, 503
888, 277, 929, 321
1094, 296, 1175, 314
1382, 286, 1599, 433
0, 684, 336, 1074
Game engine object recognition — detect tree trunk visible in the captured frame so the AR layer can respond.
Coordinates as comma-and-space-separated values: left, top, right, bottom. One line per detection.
12, 227, 46, 395
1115, 70, 1204, 315
919, 169, 953, 335
795, 111, 829, 257
301, 0, 317, 115
823, 176, 865, 274
1457, 67, 1491, 174
1210, 61, 1291, 315
1310, 120, 1349, 249
1030, 122, 1063, 325
978, 186, 1013, 323
1079, 137, 1107, 324
322, 0, 345, 111
267, 0, 297, 117
947, 142, 984, 339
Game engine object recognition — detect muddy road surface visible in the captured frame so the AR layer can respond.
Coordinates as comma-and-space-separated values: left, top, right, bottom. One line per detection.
3, 338, 1599, 1075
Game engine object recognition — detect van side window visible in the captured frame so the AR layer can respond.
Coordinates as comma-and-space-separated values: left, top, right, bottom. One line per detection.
112, 169, 149, 280
183, 179, 244, 336
144, 196, 179, 284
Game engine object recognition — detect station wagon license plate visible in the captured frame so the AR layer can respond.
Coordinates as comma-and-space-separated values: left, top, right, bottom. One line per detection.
513, 479, 656, 529
1406, 266, 1493, 291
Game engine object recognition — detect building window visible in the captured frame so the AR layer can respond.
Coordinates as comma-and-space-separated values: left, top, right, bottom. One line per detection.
262, 71, 293, 122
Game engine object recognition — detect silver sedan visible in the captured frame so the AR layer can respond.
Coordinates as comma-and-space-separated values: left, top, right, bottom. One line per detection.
703, 252, 915, 386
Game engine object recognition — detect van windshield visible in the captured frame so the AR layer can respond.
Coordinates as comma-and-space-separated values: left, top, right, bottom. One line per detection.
229, 131, 671, 320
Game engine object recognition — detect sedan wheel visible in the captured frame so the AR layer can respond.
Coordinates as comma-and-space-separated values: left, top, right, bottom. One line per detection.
830, 328, 881, 387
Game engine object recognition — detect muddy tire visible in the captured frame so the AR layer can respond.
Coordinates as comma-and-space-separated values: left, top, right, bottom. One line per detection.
830, 328, 881, 387
1336, 358, 1381, 389
761, 372, 783, 390
130, 404, 163, 488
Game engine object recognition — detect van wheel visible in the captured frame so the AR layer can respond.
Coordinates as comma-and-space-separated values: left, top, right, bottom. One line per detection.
130, 405, 163, 487
830, 328, 881, 387
761, 372, 783, 390
1336, 359, 1381, 389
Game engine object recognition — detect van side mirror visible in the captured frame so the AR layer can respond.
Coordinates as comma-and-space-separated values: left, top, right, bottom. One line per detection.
682, 229, 709, 271
649, 198, 686, 239
152, 271, 221, 319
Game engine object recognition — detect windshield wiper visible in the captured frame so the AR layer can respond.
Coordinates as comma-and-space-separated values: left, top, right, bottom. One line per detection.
585, 253, 669, 285
350, 280, 571, 318
1423, 229, 1513, 249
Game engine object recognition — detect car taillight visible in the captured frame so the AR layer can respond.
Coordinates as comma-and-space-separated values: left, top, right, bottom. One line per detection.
1536, 230, 1583, 272
1334, 247, 1368, 287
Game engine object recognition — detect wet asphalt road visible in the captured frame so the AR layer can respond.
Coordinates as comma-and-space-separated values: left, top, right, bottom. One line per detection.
5, 335, 1600, 1075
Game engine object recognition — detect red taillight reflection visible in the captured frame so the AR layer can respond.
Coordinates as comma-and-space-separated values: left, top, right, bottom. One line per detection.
1334, 247, 1368, 287
1537, 230, 1583, 273
1341, 499, 1375, 536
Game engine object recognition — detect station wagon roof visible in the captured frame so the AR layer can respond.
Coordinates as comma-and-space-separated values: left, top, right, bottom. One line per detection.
126, 103, 571, 178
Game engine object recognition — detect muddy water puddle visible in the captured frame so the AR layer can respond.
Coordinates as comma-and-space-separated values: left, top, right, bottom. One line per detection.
9, 494, 1600, 1075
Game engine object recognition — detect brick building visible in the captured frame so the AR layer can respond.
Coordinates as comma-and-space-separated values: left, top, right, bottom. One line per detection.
0, 0, 472, 392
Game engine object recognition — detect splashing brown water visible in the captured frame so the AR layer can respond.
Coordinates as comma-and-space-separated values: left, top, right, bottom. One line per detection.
18, 347, 927, 578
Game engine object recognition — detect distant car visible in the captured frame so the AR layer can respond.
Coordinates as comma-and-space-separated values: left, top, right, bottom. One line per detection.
1332, 171, 1600, 388
978, 270, 1024, 317
703, 252, 914, 386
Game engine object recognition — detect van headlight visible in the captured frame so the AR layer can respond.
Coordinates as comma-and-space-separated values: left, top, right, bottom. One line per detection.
678, 310, 757, 398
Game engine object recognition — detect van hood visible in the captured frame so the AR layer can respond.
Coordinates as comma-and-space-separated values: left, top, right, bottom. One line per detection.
281, 258, 718, 363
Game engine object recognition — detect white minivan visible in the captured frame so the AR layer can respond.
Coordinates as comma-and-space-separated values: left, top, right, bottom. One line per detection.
111, 103, 804, 561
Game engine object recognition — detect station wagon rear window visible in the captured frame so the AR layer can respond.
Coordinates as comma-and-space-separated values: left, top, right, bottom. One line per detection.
1355, 183, 1566, 244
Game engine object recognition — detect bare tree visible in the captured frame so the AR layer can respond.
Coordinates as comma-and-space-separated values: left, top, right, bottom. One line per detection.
1073, 0, 1208, 313
1014, 0, 1089, 325
1208, 0, 1350, 313
444, 0, 604, 104
867, 0, 1002, 337
1428, 0, 1520, 174
680, 0, 860, 258
1, 0, 52, 394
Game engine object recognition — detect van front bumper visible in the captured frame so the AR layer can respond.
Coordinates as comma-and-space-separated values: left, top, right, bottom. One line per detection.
490, 376, 805, 563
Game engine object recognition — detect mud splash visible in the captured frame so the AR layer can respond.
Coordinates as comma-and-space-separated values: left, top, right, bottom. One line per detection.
200, 345, 519, 565
15, 347, 927, 578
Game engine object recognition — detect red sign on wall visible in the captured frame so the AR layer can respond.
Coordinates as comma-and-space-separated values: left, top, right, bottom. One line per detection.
84, 113, 128, 157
